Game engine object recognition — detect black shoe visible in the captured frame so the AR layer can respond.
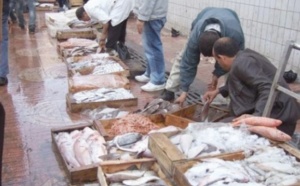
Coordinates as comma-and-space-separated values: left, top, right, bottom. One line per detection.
161, 89, 175, 101
171, 28, 180, 37
0, 77, 8, 86
19, 24, 25, 30
29, 26, 35, 34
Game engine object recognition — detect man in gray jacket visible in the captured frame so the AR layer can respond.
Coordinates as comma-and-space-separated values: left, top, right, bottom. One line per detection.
204, 37, 300, 136
161, 7, 245, 103
134, 0, 169, 92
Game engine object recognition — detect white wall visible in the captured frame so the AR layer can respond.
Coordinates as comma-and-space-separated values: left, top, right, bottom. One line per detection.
167, 0, 300, 73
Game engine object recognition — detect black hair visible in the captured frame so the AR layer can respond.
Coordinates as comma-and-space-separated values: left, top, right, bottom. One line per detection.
213, 37, 239, 57
76, 7, 86, 20
199, 31, 221, 56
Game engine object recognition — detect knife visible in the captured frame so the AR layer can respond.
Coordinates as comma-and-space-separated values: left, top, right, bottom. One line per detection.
200, 101, 210, 122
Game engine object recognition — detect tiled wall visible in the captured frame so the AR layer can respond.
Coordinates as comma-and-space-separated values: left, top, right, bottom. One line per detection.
166, 0, 300, 73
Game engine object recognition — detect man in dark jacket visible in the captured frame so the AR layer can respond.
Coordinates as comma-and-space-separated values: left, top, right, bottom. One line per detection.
161, 7, 245, 103
1, 0, 10, 86
204, 37, 300, 136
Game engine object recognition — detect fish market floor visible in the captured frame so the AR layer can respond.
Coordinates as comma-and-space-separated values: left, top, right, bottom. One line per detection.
1, 10, 300, 186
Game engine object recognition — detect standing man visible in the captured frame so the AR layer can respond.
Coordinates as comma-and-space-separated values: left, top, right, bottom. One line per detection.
204, 37, 300, 136
134, 0, 168, 92
75, 0, 134, 59
160, 7, 245, 102
1, 0, 10, 86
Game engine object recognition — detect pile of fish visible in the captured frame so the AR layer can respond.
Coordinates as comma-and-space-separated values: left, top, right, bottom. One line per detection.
66, 53, 110, 64
54, 127, 107, 168
137, 98, 181, 115
72, 88, 135, 103
67, 19, 99, 29
169, 123, 270, 158
58, 38, 98, 49
66, 45, 98, 57
185, 146, 300, 186
81, 107, 129, 120
105, 169, 167, 186
108, 114, 160, 136
69, 57, 124, 76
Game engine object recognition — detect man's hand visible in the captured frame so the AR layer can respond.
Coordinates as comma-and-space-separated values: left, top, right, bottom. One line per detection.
203, 89, 219, 103
137, 20, 145, 34
175, 92, 187, 106
207, 75, 218, 91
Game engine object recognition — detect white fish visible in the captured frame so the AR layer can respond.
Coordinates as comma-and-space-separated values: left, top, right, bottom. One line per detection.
89, 138, 107, 163
170, 134, 181, 145
187, 143, 207, 158
56, 133, 80, 168
180, 134, 194, 155
106, 170, 145, 183
73, 138, 92, 166
69, 130, 82, 141
122, 175, 161, 186
256, 162, 300, 174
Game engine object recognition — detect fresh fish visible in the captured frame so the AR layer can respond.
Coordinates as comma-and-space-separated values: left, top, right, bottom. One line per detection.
122, 175, 161, 186
106, 170, 145, 183
73, 138, 92, 166
89, 138, 107, 163
255, 162, 300, 174
187, 143, 207, 158
106, 133, 143, 150
98, 153, 122, 161
180, 134, 194, 155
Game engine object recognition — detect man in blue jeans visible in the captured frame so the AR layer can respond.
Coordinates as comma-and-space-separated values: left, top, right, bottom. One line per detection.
134, 0, 168, 92
1, 0, 10, 86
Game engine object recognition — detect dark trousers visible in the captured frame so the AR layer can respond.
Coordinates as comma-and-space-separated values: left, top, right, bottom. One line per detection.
0, 103, 5, 185
106, 19, 128, 50
57, 0, 65, 8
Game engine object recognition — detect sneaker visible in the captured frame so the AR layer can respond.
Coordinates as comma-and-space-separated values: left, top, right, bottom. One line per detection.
141, 82, 165, 92
161, 89, 175, 101
135, 74, 150, 83
0, 77, 8, 86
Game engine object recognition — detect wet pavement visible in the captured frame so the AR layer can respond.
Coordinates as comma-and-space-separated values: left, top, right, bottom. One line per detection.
1, 10, 300, 186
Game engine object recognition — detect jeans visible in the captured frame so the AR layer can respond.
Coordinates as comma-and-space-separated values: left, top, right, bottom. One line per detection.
27, 0, 36, 27
0, 12, 9, 78
142, 17, 166, 85
9, 0, 25, 26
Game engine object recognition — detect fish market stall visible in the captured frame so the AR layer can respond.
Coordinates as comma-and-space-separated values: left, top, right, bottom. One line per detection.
57, 38, 98, 57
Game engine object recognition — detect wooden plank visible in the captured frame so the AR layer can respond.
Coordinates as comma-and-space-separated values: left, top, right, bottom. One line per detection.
148, 133, 186, 177
97, 159, 174, 186
66, 93, 138, 113
56, 28, 97, 41
51, 122, 102, 184
275, 142, 300, 161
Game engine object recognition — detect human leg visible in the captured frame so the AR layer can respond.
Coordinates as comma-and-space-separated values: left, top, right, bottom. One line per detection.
0, 103, 5, 183
9, 0, 17, 23
106, 19, 127, 49
27, 0, 36, 33
15, 0, 25, 29
141, 18, 166, 85
0, 12, 9, 86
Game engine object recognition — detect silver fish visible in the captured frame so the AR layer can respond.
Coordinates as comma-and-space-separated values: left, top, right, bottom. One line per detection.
106, 170, 145, 183
122, 175, 162, 186
106, 133, 143, 149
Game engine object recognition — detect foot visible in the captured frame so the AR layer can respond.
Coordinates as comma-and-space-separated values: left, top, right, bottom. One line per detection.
29, 26, 35, 34
19, 24, 25, 30
0, 77, 8, 86
161, 89, 175, 101
141, 82, 165, 92
135, 74, 150, 83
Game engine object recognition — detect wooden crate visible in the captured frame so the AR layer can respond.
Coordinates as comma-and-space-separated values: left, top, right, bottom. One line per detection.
68, 73, 130, 93
56, 28, 97, 41
66, 93, 138, 113
172, 152, 246, 186
97, 159, 174, 186
69, 0, 83, 7
94, 114, 191, 139
168, 103, 229, 122
66, 56, 130, 77
51, 123, 102, 184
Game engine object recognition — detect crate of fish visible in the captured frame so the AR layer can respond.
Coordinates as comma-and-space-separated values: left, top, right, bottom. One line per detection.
57, 38, 98, 56
148, 122, 274, 177
67, 55, 130, 77
94, 113, 190, 138
51, 123, 108, 184
66, 88, 138, 113
172, 144, 300, 186
98, 159, 174, 186
68, 73, 130, 93
168, 103, 229, 123
56, 28, 97, 41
